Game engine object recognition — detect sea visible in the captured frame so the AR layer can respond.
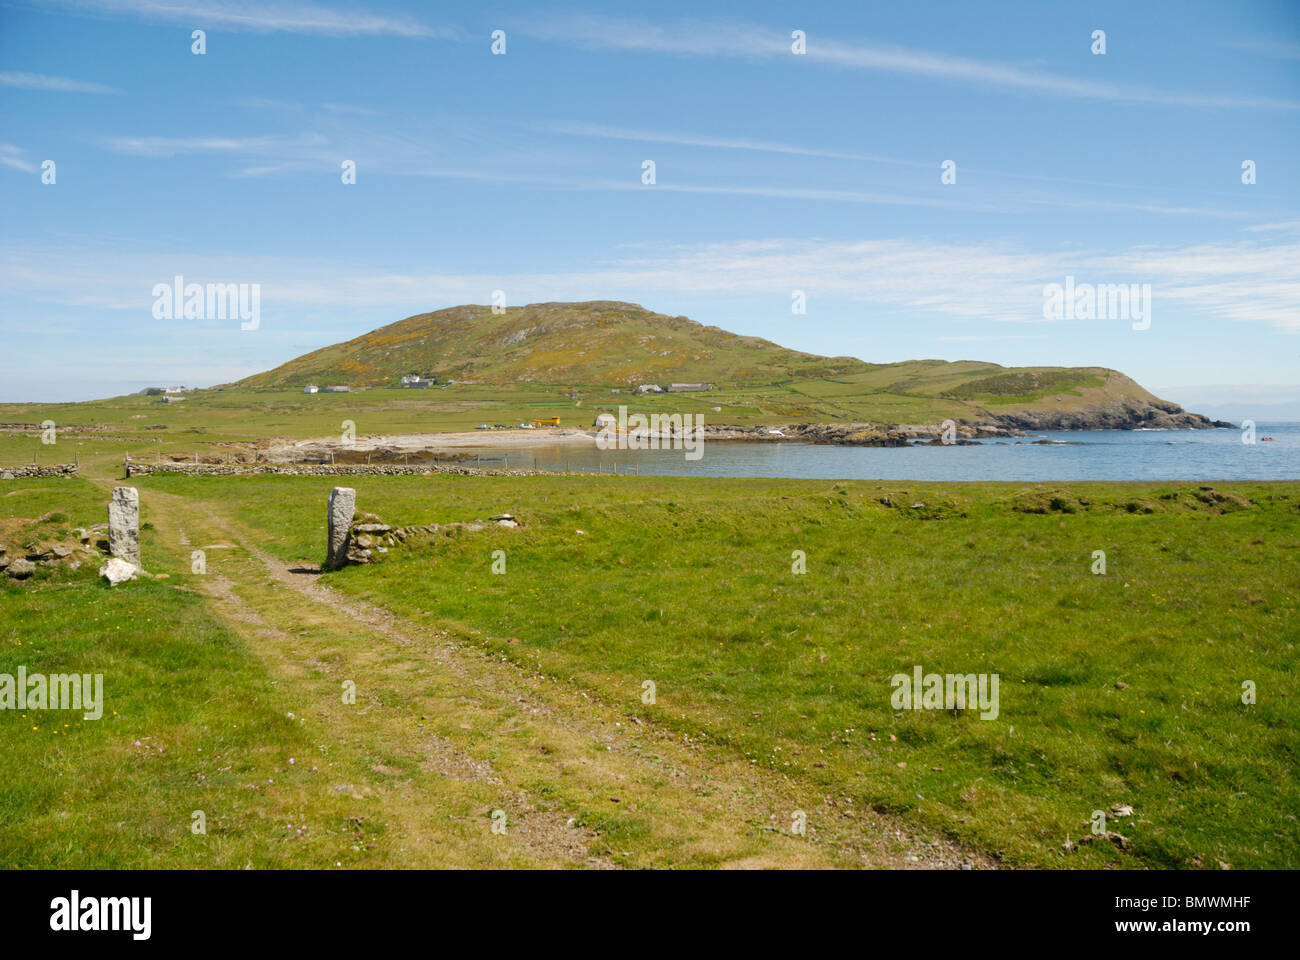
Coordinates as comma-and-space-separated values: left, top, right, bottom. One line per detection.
468, 423, 1300, 482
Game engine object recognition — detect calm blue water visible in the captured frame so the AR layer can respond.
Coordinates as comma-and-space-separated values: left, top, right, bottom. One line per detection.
477, 423, 1300, 482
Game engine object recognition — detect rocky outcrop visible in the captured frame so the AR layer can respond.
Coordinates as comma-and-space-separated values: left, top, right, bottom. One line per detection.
2, 527, 102, 581
689, 422, 1010, 445
987, 400, 1233, 432
4, 557, 36, 579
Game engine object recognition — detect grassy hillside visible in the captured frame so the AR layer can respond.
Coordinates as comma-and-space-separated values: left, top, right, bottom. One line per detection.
0, 302, 1220, 444
237, 301, 870, 389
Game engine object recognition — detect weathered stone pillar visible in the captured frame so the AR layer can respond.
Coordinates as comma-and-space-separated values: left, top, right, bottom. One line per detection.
327, 486, 356, 570
108, 486, 140, 568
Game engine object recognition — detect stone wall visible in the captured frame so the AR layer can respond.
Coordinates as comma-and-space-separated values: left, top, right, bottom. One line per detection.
0, 464, 79, 479
124, 462, 549, 478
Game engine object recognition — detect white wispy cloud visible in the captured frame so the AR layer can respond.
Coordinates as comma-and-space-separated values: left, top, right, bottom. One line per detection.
103, 132, 329, 157
230, 97, 304, 111
5, 236, 1297, 331
1229, 39, 1300, 61
105, 121, 991, 208
93, 114, 1287, 220
0, 70, 123, 94
42, 0, 455, 37
399, 167, 997, 211
937, 334, 1047, 342
321, 102, 382, 116
1245, 219, 1300, 233
517, 15, 1300, 110
543, 121, 928, 168
0, 145, 38, 173
543, 120, 1244, 200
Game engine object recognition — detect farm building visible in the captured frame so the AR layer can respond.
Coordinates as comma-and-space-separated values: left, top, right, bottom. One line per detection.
636, 384, 663, 394
593, 413, 617, 429
668, 383, 714, 392
303, 385, 319, 394
322, 385, 350, 393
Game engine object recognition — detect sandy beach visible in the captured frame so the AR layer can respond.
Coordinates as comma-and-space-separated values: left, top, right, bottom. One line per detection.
268, 427, 599, 461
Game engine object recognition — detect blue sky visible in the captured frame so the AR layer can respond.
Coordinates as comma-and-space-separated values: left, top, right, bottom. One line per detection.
1, 0, 1298, 413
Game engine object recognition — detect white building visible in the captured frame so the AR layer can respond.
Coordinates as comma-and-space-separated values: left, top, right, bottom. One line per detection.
637, 384, 663, 394
303, 385, 319, 394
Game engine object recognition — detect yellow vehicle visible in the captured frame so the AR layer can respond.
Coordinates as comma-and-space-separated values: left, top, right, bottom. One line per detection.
531, 417, 561, 427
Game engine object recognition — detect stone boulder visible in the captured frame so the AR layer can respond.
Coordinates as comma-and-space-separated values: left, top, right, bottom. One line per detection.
98, 557, 137, 585
5, 558, 36, 579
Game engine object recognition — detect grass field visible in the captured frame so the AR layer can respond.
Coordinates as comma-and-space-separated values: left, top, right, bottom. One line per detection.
6, 468, 1294, 868
0, 354, 1173, 451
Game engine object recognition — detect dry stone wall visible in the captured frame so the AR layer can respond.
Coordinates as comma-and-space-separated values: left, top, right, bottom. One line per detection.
0, 464, 79, 479
125, 462, 547, 478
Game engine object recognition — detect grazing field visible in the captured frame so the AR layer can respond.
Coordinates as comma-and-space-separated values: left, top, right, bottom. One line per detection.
25, 470, 1281, 869
4, 466, 1297, 868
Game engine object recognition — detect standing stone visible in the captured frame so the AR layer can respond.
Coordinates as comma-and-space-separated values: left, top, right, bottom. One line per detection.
327, 487, 356, 570
108, 486, 140, 568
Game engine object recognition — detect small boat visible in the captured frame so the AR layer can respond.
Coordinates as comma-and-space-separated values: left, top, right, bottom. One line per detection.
1261, 436, 1276, 442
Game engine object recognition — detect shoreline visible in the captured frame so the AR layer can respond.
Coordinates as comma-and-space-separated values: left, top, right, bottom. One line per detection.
268, 420, 1243, 461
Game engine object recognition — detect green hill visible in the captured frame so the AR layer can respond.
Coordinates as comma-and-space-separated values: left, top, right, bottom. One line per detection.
237, 301, 869, 389
232, 301, 1223, 432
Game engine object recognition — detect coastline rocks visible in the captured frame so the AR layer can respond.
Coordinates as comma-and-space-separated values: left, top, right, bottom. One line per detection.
990, 401, 1234, 432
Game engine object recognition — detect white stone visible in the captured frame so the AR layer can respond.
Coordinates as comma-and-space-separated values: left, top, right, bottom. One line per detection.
98, 557, 137, 585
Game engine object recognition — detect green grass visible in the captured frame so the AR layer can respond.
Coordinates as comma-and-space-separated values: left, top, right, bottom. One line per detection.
0, 565, 336, 867
0, 484, 351, 868
129, 472, 1300, 868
